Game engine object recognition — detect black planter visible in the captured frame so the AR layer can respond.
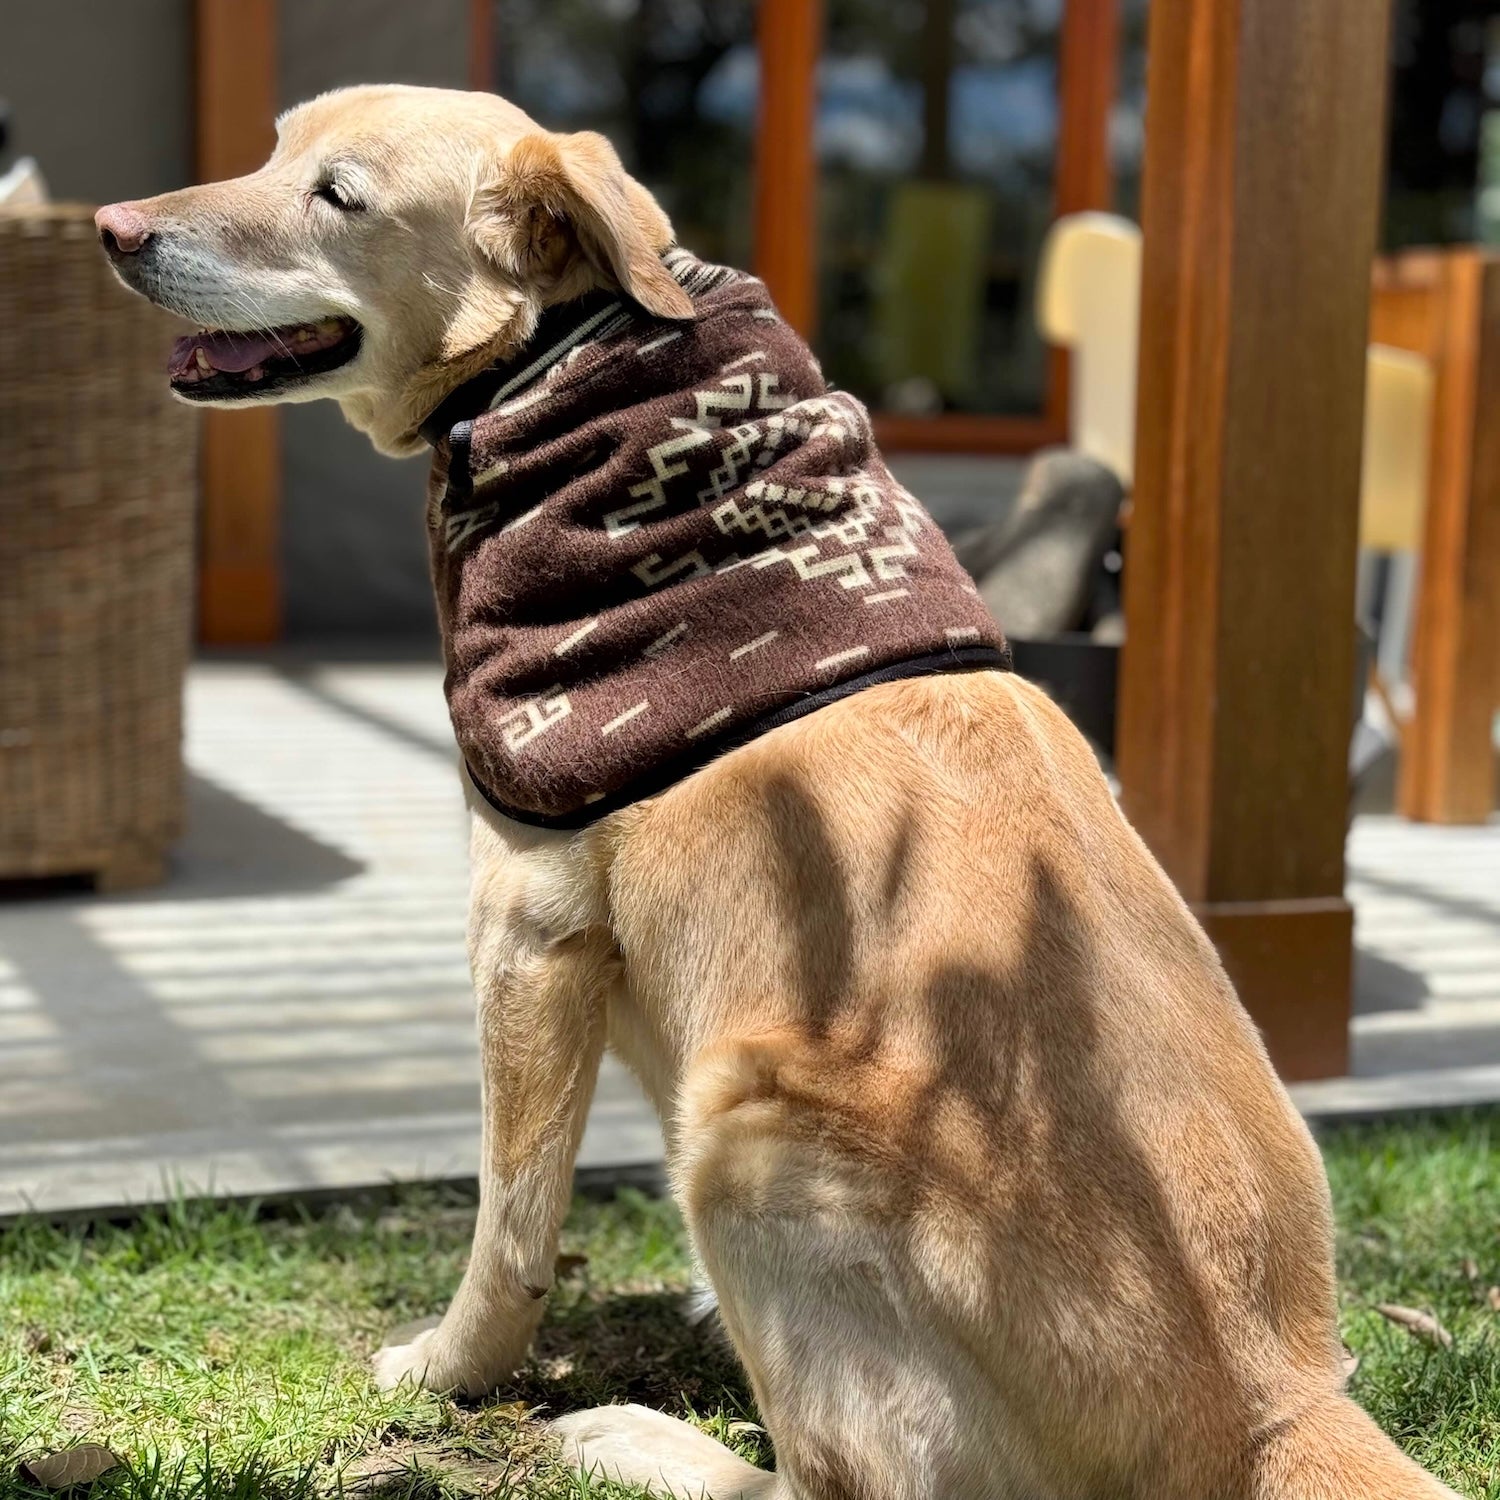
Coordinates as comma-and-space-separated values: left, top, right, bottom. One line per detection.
1008, 634, 1120, 757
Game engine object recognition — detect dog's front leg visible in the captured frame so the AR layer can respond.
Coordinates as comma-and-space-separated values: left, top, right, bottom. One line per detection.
374, 828, 613, 1397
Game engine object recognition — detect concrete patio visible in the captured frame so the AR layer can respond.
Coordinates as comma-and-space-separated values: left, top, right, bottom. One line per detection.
0, 657, 1496, 1218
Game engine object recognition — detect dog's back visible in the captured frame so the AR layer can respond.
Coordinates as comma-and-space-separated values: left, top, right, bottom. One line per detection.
583, 669, 1457, 1499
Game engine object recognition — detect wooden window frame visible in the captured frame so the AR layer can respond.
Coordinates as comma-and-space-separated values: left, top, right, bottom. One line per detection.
753, 0, 1122, 455
195, 0, 282, 644
472, 0, 1118, 454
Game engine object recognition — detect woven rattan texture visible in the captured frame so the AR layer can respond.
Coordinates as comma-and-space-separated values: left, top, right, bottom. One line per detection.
0, 207, 197, 886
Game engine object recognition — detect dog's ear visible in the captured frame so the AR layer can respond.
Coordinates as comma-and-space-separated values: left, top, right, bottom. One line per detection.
467, 131, 694, 321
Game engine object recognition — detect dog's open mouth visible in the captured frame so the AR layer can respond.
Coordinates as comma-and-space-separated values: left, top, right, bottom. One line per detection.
168, 317, 362, 400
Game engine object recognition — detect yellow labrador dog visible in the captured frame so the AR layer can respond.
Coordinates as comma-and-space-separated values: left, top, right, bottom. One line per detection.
97, 86, 1458, 1500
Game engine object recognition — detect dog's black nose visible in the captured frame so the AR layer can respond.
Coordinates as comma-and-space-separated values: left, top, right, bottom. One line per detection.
95, 203, 152, 258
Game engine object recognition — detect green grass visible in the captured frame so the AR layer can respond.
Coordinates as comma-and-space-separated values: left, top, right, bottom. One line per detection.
2, 1113, 1497, 1499
1321, 1111, 1500, 1496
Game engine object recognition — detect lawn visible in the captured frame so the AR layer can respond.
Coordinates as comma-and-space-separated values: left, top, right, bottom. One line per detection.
2, 1112, 1497, 1500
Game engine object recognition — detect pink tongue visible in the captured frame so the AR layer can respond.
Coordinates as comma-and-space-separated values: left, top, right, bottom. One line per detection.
169, 329, 281, 376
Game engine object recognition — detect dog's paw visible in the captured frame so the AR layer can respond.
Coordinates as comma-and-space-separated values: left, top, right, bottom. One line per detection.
553, 1405, 771, 1497
373, 1323, 445, 1393
371, 1323, 487, 1397
372, 1317, 526, 1398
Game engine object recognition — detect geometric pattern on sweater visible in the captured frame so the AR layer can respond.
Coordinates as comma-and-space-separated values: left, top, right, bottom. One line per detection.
421, 249, 1008, 826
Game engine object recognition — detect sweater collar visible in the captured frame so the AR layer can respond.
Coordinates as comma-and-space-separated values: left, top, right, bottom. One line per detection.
417, 289, 622, 449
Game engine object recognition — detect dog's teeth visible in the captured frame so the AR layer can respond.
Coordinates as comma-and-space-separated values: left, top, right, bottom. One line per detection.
245, 364, 266, 381
317, 317, 344, 335
194, 348, 212, 373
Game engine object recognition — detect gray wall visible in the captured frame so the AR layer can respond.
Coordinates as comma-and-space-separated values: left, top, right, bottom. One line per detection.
0, 0, 192, 202
0, 0, 465, 643
278, 0, 468, 641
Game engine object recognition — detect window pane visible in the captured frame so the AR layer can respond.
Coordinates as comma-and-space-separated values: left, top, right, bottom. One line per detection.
1112, 0, 1149, 220
492, 0, 757, 271
815, 0, 1062, 418
1385, 0, 1499, 250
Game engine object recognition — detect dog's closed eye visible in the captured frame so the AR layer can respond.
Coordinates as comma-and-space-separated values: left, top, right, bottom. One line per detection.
311, 177, 363, 213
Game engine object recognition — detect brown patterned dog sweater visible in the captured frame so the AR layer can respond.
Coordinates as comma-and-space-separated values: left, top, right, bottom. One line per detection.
420, 249, 1009, 827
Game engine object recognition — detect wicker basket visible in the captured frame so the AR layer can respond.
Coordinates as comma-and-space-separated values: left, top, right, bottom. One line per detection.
0, 206, 197, 890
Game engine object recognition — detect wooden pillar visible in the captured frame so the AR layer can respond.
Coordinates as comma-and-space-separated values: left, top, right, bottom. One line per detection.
1117, 0, 1393, 1080
194, 0, 281, 644
1054, 0, 1120, 218
753, 0, 820, 337
1047, 0, 1122, 434
1371, 250, 1500, 825
468, 0, 494, 91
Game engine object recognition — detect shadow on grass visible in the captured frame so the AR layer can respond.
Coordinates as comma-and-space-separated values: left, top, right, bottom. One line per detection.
516, 1290, 755, 1422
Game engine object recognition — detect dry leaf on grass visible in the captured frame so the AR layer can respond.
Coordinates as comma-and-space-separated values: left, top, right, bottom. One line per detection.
1461, 1258, 1481, 1282
20, 1327, 53, 1356
19, 1446, 122, 1490
1375, 1303, 1453, 1348
1340, 1346, 1360, 1381
1487, 1286, 1500, 1312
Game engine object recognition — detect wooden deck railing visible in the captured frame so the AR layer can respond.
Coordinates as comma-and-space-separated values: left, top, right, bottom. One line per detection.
1370, 249, 1500, 826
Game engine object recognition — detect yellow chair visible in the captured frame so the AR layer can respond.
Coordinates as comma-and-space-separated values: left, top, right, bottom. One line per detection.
1358, 346, 1433, 697
1038, 211, 1434, 669
1036, 211, 1435, 701
1035, 211, 1143, 485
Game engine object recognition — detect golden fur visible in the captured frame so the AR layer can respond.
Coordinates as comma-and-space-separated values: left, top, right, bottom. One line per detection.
99, 85, 1460, 1500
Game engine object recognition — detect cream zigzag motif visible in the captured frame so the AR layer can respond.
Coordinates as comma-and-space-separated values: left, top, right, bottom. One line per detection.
612, 395, 907, 591
712, 496, 816, 542
633, 550, 712, 587
869, 532, 921, 582
812, 491, 884, 549
755, 372, 794, 410
445, 501, 504, 553
686, 370, 795, 432
706, 466, 921, 592
613, 390, 871, 539
867, 491, 928, 581
718, 541, 874, 591
712, 472, 870, 540
690, 372, 758, 429
697, 395, 863, 506
698, 419, 775, 505
743, 478, 845, 514
498, 686, 572, 752
604, 428, 715, 537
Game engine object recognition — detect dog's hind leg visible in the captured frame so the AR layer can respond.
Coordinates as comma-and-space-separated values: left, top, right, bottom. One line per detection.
552, 1404, 779, 1499
1248, 1394, 1462, 1500
665, 1045, 1029, 1500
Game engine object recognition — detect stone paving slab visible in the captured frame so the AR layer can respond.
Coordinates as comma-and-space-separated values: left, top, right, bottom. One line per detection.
0, 659, 1495, 1217
0, 661, 660, 1219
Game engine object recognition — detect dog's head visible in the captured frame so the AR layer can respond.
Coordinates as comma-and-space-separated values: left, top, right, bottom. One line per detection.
96, 84, 693, 454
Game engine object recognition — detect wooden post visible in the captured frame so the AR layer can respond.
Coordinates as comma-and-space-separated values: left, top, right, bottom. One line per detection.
1054, 0, 1120, 218
194, 0, 281, 644
1047, 0, 1122, 436
1371, 250, 1500, 825
1117, 0, 1393, 1080
753, 0, 820, 337
469, 0, 494, 92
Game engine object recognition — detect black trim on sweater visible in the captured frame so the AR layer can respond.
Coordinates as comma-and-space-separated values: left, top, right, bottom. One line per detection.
464, 646, 1013, 830
417, 292, 627, 450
